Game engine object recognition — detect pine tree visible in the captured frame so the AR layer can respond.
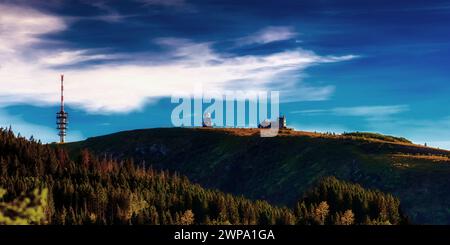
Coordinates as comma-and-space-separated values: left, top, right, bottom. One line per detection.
178, 210, 195, 225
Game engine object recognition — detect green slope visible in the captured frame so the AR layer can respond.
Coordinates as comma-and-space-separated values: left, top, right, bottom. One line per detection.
65, 127, 450, 224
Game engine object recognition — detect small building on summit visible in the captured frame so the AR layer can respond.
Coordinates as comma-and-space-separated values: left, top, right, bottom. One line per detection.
202, 113, 212, 127
278, 115, 287, 129
258, 116, 287, 129
258, 119, 271, 128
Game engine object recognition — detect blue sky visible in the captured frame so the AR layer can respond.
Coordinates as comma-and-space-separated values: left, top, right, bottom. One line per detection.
0, 0, 450, 149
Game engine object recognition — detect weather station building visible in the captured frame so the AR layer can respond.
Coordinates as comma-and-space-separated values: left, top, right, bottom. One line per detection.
258, 115, 287, 129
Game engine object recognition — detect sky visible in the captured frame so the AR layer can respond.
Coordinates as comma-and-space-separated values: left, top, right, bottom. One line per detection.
0, 0, 450, 149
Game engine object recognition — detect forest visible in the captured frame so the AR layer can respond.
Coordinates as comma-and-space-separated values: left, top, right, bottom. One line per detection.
0, 128, 406, 225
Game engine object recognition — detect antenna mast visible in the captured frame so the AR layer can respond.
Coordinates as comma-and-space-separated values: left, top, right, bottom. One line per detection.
56, 74, 68, 143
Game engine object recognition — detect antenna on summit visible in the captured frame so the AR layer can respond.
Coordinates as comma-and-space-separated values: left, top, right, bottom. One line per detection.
56, 74, 68, 143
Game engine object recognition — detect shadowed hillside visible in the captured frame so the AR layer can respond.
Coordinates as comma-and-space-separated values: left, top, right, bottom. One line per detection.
65, 127, 450, 224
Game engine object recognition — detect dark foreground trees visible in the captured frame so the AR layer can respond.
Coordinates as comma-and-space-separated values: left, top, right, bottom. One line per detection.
295, 176, 407, 225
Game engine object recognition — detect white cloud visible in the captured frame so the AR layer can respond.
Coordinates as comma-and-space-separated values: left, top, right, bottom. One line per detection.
73, 1, 136, 23
64, 13, 134, 24
39, 50, 118, 66
0, 4, 66, 53
237, 26, 297, 46
0, 4, 356, 114
292, 109, 327, 114
292, 105, 409, 118
333, 105, 409, 117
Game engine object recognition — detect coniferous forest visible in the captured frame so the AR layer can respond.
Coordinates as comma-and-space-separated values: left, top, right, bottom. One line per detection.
0, 128, 407, 225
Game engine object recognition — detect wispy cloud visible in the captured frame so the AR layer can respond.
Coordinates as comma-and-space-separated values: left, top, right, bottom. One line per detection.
0, 4, 356, 114
64, 13, 135, 23
73, 1, 137, 23
333, 105, 409, 117
292, 105, 409, 118
0, 4, 66, 53
39, 50, 119, 66
237, 26, 298, 46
